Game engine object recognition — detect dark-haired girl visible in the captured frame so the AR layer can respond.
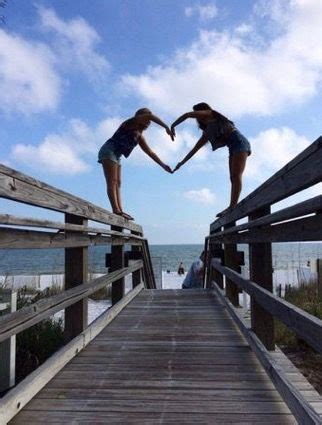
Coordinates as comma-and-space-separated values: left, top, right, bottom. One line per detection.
98, 108, 174, 220
171, 103, 251, 217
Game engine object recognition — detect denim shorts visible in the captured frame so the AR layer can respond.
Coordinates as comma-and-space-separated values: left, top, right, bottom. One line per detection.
98, 139, 121, 165
227, 130, 251, 157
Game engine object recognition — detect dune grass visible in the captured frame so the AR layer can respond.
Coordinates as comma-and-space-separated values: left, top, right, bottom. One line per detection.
275, 280, 322, 393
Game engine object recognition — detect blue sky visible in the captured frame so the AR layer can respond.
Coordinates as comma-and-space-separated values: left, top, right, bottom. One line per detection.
1, 0, 321, 243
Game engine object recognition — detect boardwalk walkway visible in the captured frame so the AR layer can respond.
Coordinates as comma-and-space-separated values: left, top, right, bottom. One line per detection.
10, 289, 297, 424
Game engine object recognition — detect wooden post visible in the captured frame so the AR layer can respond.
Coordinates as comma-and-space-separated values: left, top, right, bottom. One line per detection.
224, 223, 239, 306
249, 207, 275, 350
207, 238, 223, 289
203, 237, 210, 288
131, 231, 142, 289
111, 225, 125, 304
64, 214, 88, 341
0, 289, 17, 393
318, 259, 322, 301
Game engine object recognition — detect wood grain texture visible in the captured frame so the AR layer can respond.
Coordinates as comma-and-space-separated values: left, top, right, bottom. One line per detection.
0, 284, 144, 424
210, 137, 322, 231
0, 163, 142, 233
0, 261, 143, 342
212, 259, 322, 355
212, 282, 322, 424
8, 289, 295, 424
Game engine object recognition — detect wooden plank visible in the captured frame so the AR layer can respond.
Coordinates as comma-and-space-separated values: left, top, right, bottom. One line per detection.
0, 284, 144, 425
211, 137, 322, 231
224, 223, 239, 306
0, 163, 142, 233
318, 259, 322, 302
210, 214, 322, 244
111, 226, 125, 305
64, 214, 88, 341
0, 290, 16, 393
209, 196, 322, 238
7, 289, 296, 424
249, 207, 275, 351
9, 410, 297, 424
20, 398, 292, 414
212, 282, 322, 424
0, 227, 141, 249
131, 231, 143, 289
0, 261, 143, 342
141, 239, 156, 289
0, 214, 144, 240
36, 387, 288, 401
212, 259, 322, 354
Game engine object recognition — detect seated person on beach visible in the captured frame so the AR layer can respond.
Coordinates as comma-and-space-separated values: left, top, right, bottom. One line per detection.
177, 262, 185, 275
182, 252, 205, 289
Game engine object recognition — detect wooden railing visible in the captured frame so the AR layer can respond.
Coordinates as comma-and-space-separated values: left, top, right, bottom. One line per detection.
204, 136, 322, 424
0, 164, 156, 402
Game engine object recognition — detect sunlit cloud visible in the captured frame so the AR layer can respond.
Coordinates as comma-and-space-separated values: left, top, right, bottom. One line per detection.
0, 29, 61, 114
122, 0, 322, 117
183, 187, 216, 204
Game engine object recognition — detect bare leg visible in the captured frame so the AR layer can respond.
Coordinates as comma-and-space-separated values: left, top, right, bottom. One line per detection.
229, 152, 248, 208
116, 165, 123, 212
216, 152, 248, 217
101, 159, 122, 214
116, 166, 134, 220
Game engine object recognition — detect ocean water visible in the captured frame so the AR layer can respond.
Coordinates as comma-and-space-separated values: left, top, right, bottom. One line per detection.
0, 243, 321, 276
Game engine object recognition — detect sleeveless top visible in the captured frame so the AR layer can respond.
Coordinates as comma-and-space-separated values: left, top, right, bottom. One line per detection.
110, 125, 141, 158
204, 119, 236, 151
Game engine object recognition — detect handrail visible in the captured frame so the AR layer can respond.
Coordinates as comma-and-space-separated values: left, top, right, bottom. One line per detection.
0, 261, 143, 343
204, 137, 322, 424
210, 195, 322, 239
212, 259, 322, 354
0, 214, 144, 240
210, 136, 322, 232
0, 163, 156, 402
205, 136, 322, 350
0, 163, 142, 233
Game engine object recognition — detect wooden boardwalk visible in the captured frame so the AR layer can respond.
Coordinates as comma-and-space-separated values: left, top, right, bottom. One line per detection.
10, 289, 298, 424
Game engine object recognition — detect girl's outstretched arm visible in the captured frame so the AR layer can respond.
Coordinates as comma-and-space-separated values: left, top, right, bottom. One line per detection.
139, 135, 172, 173
171, 110, 213, 135
136, 113, 174, 140
173, 134, 208, 172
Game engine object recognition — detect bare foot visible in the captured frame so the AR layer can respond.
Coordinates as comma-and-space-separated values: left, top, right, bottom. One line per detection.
122, 212, 134, 221
114, 210, 123, 217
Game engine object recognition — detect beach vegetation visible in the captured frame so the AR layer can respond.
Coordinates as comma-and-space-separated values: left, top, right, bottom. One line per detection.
275, 280, 322, 393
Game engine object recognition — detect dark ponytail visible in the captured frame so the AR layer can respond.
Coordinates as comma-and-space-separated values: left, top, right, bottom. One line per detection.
193, 102, 234, 130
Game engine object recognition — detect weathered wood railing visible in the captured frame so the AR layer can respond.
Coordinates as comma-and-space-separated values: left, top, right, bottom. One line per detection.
0, 163, 156, 420
204, 136, 322, 424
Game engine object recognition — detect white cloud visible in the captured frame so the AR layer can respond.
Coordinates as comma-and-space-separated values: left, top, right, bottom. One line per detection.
122, 0, 322, 117
0, 7, 110, 115
38, 6, 109, 83
10, 117, 118, 175
12, 138, 89, 175
183, 188, 216, 204
246, 127, 311, 182
0, 29, 61, 114
185, 4, 218, 21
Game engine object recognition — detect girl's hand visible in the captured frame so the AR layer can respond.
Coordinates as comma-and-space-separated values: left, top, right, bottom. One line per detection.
170, 124, 176, 137
166, 127, 175, 141
162, 164, 173, 173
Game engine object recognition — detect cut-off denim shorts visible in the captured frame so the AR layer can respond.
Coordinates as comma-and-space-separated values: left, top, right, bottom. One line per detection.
227, 130, 251, 157
98, 139, 121, 165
